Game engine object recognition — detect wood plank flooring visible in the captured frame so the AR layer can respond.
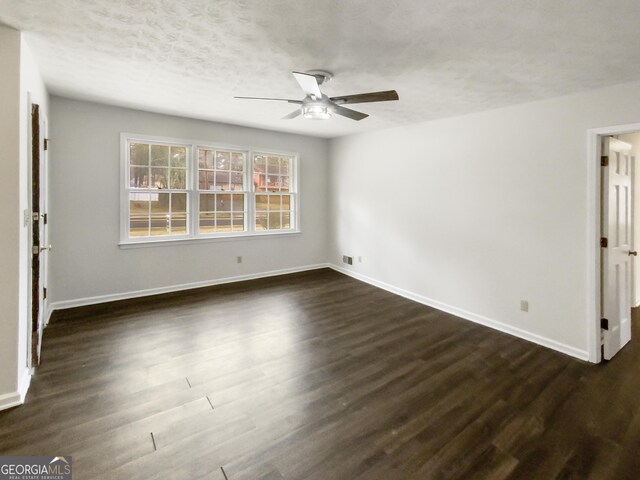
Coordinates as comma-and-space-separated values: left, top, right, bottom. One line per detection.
1, 268, 639, 479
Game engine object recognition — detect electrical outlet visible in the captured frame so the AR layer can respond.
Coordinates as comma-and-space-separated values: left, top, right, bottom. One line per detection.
358, 256, 362, 263
520, 300, 529, 312
237, 256, 242, 264
23, 209, 30, 227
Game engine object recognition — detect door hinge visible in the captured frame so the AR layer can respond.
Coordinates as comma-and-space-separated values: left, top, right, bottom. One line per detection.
601, 318, 609, 330
32, 245, 39, 255
601, 237, 608, 248
44, 138, 50, 151
601, 155, 609, 167
43, 287, 47, 300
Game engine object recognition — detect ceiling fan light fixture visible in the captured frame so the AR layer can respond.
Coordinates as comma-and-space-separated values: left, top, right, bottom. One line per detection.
302, 104, 331, 120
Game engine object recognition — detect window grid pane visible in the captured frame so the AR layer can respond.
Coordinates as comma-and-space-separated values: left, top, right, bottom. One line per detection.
198, 192, 247, 234
131, 142, 188, 191
253, 193, 294, 231
129, 191, 190, 238
198, 148, 246, 192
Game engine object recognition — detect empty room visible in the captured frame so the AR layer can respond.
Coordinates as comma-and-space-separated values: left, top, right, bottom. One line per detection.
2, 1, 640, 479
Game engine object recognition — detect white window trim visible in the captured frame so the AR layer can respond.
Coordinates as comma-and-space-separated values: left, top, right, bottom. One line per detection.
119, 133, 301, 247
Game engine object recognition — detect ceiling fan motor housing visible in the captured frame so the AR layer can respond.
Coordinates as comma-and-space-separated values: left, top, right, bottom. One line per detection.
302, 95, 332, 119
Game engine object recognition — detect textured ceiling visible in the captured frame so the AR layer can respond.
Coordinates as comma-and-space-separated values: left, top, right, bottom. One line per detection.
2, 0, 640, 138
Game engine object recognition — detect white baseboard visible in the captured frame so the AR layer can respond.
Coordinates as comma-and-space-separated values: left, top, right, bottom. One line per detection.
329, 264, 591, 362
0, 391, 22, 411
0, 368, 31, 412
48, 263, 330, 313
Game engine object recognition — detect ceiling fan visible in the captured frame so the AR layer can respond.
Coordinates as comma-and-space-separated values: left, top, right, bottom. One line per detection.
235, 70, 399, 121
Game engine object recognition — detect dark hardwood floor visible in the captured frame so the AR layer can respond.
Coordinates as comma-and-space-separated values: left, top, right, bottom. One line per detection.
1, 268, 639, 479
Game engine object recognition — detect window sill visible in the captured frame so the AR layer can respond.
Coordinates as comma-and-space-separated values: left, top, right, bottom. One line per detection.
119, 230, 302, 249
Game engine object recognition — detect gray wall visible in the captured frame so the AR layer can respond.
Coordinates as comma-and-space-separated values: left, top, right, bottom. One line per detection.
49, 97, 329, 304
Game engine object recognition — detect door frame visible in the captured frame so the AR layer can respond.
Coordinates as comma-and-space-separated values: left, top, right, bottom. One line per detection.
41, 113, 49, 327
588, 122, 640, 363
30, 102, 42, 368
27, 100, 48, 370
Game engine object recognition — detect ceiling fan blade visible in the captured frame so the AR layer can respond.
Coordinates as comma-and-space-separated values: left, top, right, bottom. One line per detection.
292, 71, 323, 99
330, 90, 399, 105
282, 109, 301, 120
331, 104, 369, 121
235, 96, 302, 104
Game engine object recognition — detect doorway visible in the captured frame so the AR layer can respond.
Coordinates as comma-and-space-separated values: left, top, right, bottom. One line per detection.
29, 102, 49, 369
589, 124, 640, 363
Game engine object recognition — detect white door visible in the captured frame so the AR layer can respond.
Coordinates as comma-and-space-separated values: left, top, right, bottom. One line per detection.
602, 137, 634, 360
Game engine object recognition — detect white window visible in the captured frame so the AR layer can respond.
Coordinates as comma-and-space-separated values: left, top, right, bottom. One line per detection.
253, 153, 296, 231
197, 147, 247, 234
120, 134, 299, 245
127, 141, 189, 239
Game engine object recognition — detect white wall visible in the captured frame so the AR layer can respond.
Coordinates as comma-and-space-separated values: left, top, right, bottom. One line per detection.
0, 27, 49, 409
0, 25, 23, 404
329, 80, 640, 360
618, 132, 640, 307
19, 36, 50, 383
49, 98, 329, 305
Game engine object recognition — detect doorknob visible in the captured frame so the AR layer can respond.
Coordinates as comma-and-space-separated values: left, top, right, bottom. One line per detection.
629, 251, 638, 256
